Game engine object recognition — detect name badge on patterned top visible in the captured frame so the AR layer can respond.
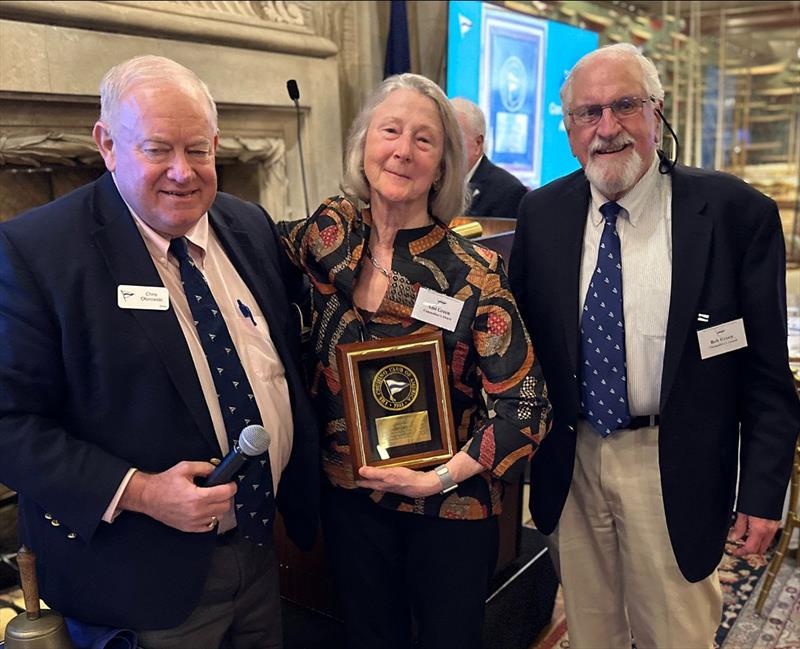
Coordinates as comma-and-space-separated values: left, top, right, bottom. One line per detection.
411, 287, 464, 332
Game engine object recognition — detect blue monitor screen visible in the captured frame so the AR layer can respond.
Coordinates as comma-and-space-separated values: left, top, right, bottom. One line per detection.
447, 1, 598, 189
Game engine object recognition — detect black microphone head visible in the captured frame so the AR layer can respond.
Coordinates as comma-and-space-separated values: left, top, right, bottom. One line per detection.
287, 79, 300, 101
657, 149, 671, 174
238, 425, 270, 457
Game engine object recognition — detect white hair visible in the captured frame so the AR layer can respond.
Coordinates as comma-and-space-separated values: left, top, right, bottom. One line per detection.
560, 43, 664, 122
450, 97, 486, 138
341, 73, 469, 222
99, 55, 218, 131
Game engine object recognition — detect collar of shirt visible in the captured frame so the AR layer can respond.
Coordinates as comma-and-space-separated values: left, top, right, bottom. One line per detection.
110, 172, 211, 268
589, 152, 660, 228
466, 155, 483, 183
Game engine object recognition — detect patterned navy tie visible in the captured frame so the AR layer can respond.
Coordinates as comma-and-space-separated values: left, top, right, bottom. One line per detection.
169, 236, 274, 544
580, 202, 631, 436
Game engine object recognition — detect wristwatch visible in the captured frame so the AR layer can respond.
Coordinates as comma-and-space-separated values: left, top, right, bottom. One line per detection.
434, 464, 458, 494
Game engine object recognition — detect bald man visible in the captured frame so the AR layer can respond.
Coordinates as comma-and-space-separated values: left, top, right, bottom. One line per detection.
452, 97, 528, 219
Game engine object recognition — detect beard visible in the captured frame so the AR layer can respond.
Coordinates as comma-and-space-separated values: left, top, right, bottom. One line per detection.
584, 134, 646, 198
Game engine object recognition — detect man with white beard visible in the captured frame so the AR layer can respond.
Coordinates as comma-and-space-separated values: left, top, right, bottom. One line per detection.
508, 43, 799, 648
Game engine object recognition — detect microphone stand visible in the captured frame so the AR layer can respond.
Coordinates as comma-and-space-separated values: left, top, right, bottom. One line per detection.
289, 91, 311, 219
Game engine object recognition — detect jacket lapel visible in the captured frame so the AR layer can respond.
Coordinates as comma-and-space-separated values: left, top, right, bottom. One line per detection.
556, 173, 591, 372
660, 165, 712, 409
90, 174, 218, 454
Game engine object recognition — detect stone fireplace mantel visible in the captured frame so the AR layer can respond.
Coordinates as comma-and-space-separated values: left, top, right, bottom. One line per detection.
0, 0, 344, 220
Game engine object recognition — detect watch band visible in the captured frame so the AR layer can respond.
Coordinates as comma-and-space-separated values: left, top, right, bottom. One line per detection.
434, 464, 458, 494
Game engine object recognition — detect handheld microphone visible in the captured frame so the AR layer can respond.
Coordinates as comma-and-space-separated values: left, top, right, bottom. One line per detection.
655, 107, 680, 174
201, 424, 270, 487
286, 79, 311, 218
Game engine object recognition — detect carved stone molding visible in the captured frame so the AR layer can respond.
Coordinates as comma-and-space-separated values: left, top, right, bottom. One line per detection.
0, 0, 337, 58
0, 130, 288, 218
0, 133, 100, 167
251, 1, 307, 26
142, 1, 309, 28
217, 135, 287, 215
305, 2, 382, 138
0, 0, 344, 219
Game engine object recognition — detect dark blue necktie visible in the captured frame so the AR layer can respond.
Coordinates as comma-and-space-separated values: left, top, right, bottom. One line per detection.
169, 236, 274, 544
580, 202, 631, 436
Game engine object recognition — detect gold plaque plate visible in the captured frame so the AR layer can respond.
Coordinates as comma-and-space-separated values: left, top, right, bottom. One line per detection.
376, 411, 432, 451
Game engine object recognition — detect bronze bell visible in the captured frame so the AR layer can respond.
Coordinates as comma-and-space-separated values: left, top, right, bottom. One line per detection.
4, 546, 75, 649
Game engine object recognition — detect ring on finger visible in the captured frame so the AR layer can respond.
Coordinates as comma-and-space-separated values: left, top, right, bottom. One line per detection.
207, 515, 219, 530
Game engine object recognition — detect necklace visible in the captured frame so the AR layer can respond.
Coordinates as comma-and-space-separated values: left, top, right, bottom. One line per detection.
365, 246, 392, 280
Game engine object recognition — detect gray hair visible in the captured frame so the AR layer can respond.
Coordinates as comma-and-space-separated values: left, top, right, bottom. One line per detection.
560, 43, 664, 123
341, 73, 469, 223
450, 97, 486, 138
99, 55, 218, 132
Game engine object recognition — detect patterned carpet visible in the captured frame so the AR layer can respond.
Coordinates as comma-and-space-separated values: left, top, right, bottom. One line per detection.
1, 543, 798, 648
532, 541, 800, 649
719, 543, 799, 649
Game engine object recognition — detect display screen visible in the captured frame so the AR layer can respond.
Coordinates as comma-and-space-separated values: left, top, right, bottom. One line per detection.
447, 1, 599, 189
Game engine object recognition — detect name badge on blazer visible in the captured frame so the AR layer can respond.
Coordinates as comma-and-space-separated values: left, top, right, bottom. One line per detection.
697, 318, 747, 360
117, 285, 170, 311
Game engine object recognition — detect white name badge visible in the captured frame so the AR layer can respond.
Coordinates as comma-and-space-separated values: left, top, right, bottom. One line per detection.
117, 285, 170, 311
411, 287, 464, 332
697, 318, 748, 360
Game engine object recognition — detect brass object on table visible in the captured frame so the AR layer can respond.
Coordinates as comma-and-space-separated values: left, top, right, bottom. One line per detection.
450, 219, 483, 239
4, 546, 75, 648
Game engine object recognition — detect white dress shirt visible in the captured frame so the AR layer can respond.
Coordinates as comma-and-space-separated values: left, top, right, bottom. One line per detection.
103, 186, 292, 532
579, 154, 673, 416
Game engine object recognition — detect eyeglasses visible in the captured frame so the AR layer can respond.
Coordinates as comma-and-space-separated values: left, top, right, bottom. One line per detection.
568, 96, 656, 126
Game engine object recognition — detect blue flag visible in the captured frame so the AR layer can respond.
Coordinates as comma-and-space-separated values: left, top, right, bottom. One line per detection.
384, 0, 411, 78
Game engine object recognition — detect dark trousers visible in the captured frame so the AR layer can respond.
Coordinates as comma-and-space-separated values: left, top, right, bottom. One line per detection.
321, 486, 499, 649
136, 532, 282, 649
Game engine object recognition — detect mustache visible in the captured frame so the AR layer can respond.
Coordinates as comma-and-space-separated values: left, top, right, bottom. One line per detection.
589, 135, 635, 155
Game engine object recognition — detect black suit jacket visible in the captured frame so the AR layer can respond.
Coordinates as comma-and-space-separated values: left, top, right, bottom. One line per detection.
0, 173, 319, 628
467, 155, 528, 219
509, 163, 800, 582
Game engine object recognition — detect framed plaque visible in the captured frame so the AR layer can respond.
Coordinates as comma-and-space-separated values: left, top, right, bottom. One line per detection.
336, 330, 458, 472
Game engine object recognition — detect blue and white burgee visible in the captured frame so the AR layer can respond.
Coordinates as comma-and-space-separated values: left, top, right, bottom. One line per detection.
169, 236, 274, 544
579, 202, 631, 436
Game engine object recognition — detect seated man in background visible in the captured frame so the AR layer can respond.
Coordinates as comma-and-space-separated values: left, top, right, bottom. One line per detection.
452, 97, 528, 219
0, 54, 318, 648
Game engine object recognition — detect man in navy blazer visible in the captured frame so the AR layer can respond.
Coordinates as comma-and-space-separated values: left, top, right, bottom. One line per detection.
0, 56, 318, 647
452, 97, 528, 219
509, 44, 799, 648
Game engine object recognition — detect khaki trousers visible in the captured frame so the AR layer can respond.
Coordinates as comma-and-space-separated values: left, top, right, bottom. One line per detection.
547, 422, 722, 649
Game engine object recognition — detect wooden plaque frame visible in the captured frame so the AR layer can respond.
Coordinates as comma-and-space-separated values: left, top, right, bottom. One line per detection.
336, 331, 458, 472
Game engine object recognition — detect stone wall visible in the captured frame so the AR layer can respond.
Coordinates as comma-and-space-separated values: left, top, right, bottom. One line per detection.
0, 0, 349, 220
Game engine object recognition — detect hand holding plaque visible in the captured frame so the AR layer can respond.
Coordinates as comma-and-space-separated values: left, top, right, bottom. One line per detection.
336, 331, 458, 472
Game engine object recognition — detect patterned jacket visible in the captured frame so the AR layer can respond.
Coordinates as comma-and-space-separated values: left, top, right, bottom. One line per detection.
280, 196, 551, 519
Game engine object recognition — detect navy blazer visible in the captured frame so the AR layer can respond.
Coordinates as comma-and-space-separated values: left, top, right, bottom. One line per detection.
0, 173, 319, 628
466, 156, 528, 219
509, 163, 800, 582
